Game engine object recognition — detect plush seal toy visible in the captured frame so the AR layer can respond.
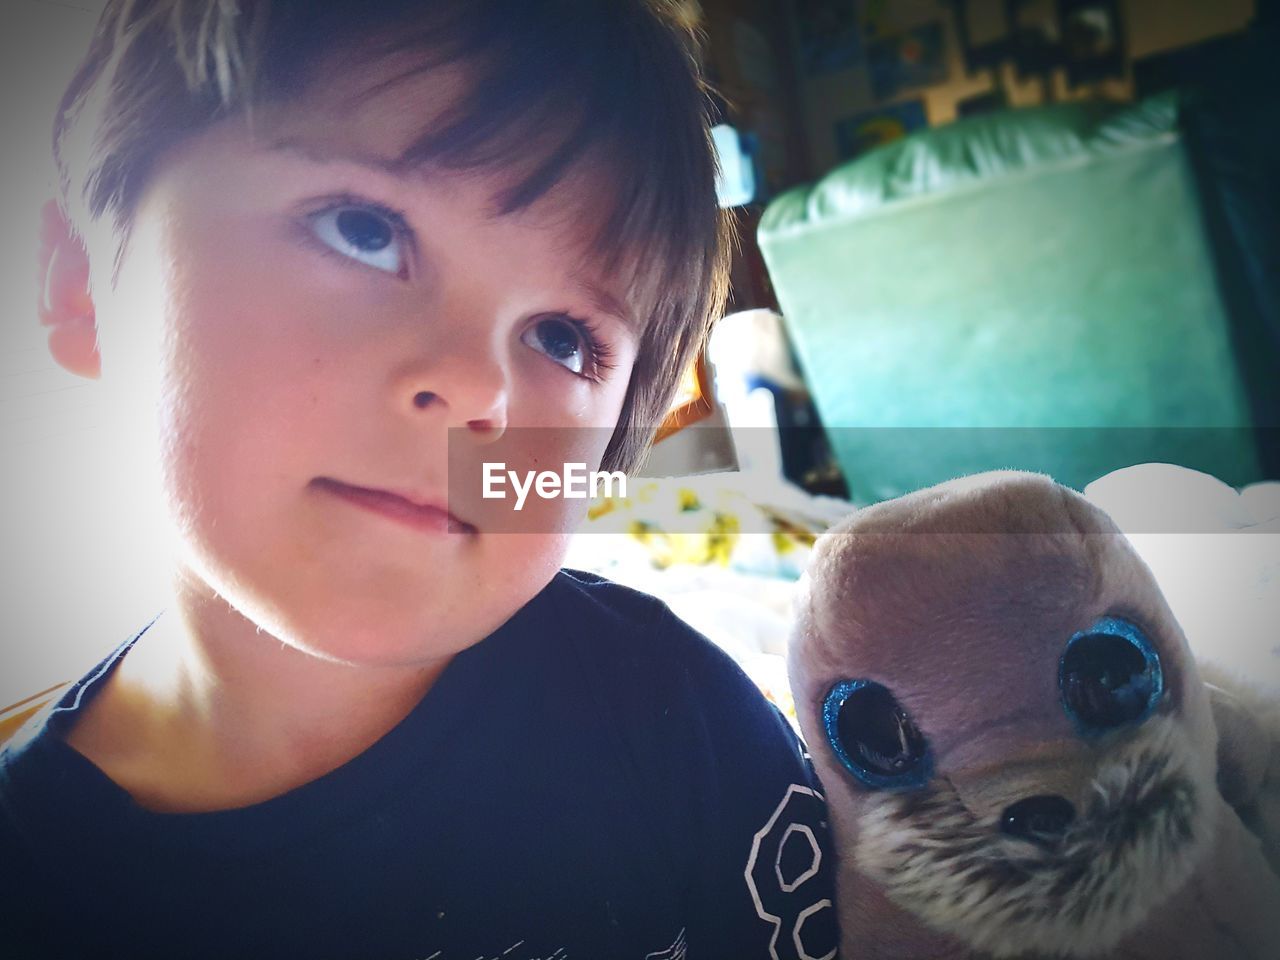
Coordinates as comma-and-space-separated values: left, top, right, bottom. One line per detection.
789, 471, 1280, 959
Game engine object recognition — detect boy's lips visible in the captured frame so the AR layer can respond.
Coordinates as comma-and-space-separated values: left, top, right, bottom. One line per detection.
310, 477, 475, 535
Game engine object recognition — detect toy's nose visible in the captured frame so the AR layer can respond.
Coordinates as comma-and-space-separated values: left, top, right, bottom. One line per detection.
1000, 795, 1076, 847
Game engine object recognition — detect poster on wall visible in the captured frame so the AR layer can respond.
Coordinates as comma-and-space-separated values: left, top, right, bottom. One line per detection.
833, 99, 927, 162
1062, 1, 1124, 84
794, 0, 864, 75
866, 21, 948, 99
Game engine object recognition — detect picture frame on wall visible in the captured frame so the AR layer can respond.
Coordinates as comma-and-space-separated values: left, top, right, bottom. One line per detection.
951, 0, 1127, 87
833, 99, 928, 162
866, 21, 949, 99
1061, 0, 1125, 84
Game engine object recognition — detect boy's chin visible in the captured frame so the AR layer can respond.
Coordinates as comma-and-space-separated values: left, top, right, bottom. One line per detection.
285, 613, 504, 670
220, 596, 496, 671
171, 525, 571, 669
228, 559, 563, 670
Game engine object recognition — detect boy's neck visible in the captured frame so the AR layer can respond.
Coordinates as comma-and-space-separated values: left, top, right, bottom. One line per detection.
61, 570, 449, 813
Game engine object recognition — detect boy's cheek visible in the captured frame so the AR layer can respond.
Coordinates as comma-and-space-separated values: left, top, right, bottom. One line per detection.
91, 227, 171, 385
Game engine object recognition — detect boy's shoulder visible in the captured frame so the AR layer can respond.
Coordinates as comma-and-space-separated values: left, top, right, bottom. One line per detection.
536, 570, 840, 954
0, 684, 72, 750
541, 567, 786, 721
534, 567, 815, 801
546, 565, 689, 631
546, 566, 754, 663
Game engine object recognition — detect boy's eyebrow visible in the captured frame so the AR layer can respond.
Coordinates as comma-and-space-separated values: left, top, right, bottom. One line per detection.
267, 136, 639, 334
266, 136, 416, 178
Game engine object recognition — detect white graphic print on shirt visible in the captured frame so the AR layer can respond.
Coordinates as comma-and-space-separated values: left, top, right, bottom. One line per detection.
745, 784, 837, 960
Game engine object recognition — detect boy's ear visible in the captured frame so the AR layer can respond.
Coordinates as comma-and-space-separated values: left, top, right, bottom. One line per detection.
37, 199, 100, 379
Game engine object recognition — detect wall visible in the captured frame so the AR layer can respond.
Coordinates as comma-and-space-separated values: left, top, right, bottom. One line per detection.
793, 0, 1256, 176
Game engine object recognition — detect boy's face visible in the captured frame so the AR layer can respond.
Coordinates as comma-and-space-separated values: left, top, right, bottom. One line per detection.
85, 57, 640, 667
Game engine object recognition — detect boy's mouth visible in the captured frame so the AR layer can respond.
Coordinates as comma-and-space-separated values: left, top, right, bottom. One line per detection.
310, 477, 476, 535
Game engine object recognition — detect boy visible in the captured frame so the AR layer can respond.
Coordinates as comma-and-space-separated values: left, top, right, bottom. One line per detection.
0, 1, 839, 958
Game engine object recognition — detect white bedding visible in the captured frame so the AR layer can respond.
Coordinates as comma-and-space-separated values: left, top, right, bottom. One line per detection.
566, 464, 1280, 718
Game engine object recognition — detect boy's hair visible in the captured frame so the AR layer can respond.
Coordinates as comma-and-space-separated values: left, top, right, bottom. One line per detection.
54, 0, 732, 473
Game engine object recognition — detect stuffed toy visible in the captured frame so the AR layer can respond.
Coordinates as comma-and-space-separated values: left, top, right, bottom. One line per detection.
789, 471, 1280, 959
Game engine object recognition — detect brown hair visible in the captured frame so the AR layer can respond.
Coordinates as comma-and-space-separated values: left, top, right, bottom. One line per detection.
54, 0, 732, 472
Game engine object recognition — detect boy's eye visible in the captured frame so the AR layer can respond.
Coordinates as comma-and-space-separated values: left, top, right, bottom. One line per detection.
522, 315, 594, 376
309, 204, 407, 276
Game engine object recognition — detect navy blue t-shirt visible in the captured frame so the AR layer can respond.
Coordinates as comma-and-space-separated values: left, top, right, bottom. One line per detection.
1, 570, 839, 958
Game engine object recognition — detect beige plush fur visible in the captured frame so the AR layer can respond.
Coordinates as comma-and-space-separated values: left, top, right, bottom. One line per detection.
789, 472, 1280, 959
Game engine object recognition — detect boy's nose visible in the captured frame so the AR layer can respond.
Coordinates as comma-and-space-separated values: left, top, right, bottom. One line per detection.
393, 353, 509, 440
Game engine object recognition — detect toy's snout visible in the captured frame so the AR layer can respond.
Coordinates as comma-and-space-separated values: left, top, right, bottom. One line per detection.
817, 611, 1174, 850
945, 617, 1168, 834
945, 746, 1100, 832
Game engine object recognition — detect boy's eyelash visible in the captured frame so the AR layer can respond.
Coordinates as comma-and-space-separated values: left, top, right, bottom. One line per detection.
311, 193, 412, 233
561, 314, 617, 384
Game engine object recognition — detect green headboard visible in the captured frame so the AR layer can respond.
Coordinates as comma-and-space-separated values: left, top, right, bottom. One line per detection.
759, 93, 1265, 502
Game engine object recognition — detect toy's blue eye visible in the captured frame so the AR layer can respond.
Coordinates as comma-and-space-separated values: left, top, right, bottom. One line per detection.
822, 679, 932, 791
1060, 616, 1163, 736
